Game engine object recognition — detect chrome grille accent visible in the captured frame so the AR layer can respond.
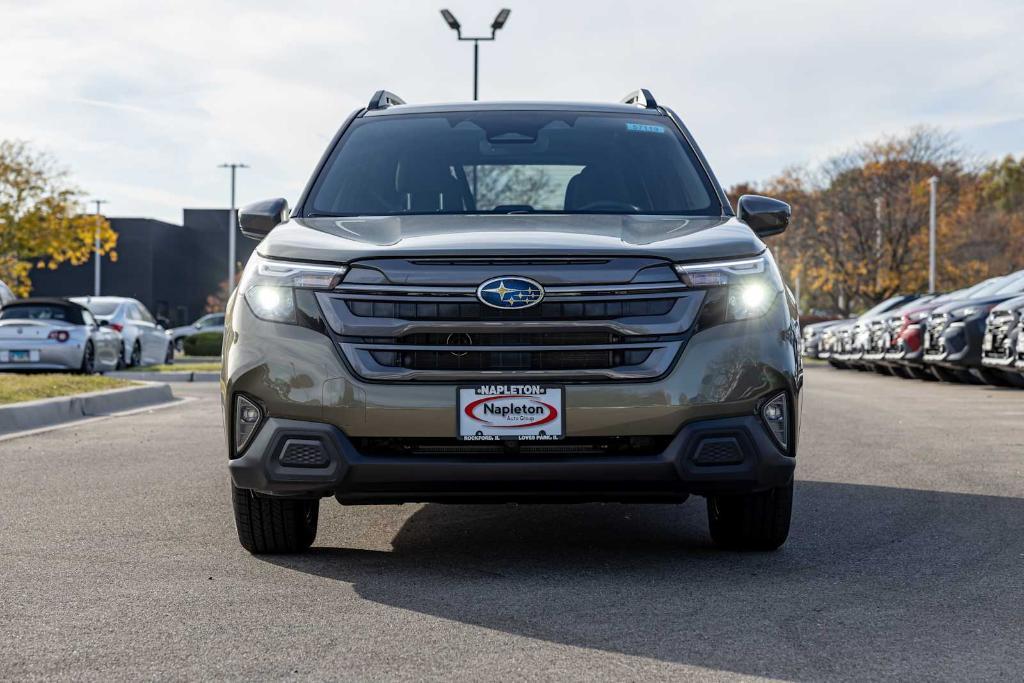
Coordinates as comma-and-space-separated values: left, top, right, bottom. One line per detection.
983, 311, 1020, 360
924, 314, 949, 356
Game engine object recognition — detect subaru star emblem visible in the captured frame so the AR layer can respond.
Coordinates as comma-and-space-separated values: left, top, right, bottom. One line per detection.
477, 276, 544, 310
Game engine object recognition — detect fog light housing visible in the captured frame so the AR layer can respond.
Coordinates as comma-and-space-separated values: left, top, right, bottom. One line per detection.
760, 392, 789, 451
234, 394, 263, 453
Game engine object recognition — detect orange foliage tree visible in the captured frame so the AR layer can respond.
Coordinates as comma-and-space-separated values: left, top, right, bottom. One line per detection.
729, 129, 1024, 316
0, 140, 117, 296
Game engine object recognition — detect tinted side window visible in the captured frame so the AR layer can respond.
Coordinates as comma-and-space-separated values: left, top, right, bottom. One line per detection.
137, 305, 156, 323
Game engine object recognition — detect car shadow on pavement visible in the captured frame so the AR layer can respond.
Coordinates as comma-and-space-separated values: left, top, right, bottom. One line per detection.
260, 481, 1024, 680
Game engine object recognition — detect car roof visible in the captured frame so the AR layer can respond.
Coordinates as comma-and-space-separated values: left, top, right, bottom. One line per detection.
5, 297, 89, 310
362, 101, 669, 117
70, 296, 136, 304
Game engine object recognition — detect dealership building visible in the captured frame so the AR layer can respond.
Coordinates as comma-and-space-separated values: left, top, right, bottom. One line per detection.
29, 209, 257, 327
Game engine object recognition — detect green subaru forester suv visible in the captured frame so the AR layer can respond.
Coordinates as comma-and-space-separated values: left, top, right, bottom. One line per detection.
223, 89, 800, 553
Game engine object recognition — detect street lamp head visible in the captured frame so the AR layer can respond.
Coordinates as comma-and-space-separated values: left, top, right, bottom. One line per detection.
440, 9, 461, 31
491, 8, 510, 31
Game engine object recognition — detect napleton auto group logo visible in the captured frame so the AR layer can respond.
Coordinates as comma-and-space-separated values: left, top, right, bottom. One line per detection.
476, 276, 545, 310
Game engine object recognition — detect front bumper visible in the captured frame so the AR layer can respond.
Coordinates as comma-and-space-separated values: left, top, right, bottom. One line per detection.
229, 414, 795, 501
924, 319, 986, 370
222, 285, 801, 501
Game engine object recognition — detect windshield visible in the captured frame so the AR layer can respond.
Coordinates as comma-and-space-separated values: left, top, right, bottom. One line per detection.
0, 304, 83, 324
860, 296, 910, 318
992, 271, 1024, 295
77, 300, 121, 316
305, 112, 720, 217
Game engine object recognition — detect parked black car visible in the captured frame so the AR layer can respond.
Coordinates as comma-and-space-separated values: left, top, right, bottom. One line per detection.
924, 270, 1024, 384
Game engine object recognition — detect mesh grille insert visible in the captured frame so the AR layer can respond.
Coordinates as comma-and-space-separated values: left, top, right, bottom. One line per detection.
279, 440, 330, 468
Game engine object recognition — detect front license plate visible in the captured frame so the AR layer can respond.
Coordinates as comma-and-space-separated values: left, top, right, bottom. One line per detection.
5, 350, 36, 362
458, 385, 564, 441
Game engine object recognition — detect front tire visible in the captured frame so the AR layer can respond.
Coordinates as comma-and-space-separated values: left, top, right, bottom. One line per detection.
164, 342, 174, 365
707, 483, 793, 551
129, 341, 142, 368
231, 485, 319, 554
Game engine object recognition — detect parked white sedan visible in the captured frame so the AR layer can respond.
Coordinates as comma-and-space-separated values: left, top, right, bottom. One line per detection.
71, 296, 173, 367
0, 298, 121, 373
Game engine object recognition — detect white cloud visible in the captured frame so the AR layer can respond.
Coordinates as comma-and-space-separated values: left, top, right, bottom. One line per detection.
0, 0, 1021, 222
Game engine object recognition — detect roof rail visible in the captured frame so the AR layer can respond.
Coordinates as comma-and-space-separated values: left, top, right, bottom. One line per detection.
367, 90, 406, 111
620, 88, 658, 110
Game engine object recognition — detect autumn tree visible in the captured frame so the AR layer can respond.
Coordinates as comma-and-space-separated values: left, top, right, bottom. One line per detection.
731, 131, 1024, 316
0, 140, 117, 296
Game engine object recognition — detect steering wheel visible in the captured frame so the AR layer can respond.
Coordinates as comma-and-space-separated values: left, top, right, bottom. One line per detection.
574, 200, 641, 213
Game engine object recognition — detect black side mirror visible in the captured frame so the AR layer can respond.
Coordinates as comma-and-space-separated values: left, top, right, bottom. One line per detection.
239, 198, 289, 239
737, 194, 791, 237
97, 319, 110, 327
156, 317, 171, 329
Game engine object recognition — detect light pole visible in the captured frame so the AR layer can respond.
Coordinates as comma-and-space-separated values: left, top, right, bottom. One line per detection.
928, 176, 938, 294
440, 8, 511, 100
218, 163, 248, 289
90, 199, 108, 296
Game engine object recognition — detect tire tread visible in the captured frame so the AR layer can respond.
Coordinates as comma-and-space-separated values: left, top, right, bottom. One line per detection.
231, 485, 318, 554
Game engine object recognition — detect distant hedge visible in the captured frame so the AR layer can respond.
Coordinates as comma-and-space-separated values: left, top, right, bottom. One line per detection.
183, 331, 223, 357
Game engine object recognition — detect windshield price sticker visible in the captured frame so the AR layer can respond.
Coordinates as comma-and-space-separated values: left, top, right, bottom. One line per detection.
458, 385, 564, 441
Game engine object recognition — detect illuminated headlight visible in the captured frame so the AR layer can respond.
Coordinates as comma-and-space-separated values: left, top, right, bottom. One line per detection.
240, 254, 347, 324
234, 394, 263, 453
674, 254, 782, 323
760, 392, 789, 451
246, 285, 295, 322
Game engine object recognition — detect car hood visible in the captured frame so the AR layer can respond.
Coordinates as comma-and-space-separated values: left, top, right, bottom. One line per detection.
933, 293, 1019, 315
991, 294, 1024, 314
256, 214, 764, 263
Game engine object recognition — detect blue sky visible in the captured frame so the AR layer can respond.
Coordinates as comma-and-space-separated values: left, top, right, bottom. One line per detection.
1, 0, 1022, 223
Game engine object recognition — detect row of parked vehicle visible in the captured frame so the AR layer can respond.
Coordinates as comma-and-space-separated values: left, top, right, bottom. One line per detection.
0, 286, 224, 374
802, 269, 1024, 387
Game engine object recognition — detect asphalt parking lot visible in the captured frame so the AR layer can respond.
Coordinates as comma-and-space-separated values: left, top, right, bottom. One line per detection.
2, 365, 1023, 681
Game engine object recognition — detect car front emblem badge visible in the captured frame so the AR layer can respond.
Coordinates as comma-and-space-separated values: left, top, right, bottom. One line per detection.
477, 277, 544, 310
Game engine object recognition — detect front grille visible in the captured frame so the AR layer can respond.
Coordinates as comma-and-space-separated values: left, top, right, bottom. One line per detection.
317, 270, 698, 382
373, 331, 625, 346
370, 348, 652, 371
345, 298, 675, 321
354, 435, 671, 458
984, 311, 1018, 360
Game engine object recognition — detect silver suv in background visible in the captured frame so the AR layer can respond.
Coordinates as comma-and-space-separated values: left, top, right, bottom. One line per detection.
168, 313, 225, 352
71, 296, 173, 367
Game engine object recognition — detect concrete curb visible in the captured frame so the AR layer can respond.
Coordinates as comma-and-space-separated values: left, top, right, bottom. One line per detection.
107, 371, 219, 382
0, 382, 176, 436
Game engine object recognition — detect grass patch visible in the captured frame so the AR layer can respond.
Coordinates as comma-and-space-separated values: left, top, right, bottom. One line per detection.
0, 373, 133, 405
133, 362, 221, 373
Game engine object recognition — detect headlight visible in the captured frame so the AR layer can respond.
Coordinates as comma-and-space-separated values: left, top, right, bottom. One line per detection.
907, 310, 929, 322
948, 306, 976, 319
673, 254, 782, 324
947, 304, 993, 321
239, 254, 347, 325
